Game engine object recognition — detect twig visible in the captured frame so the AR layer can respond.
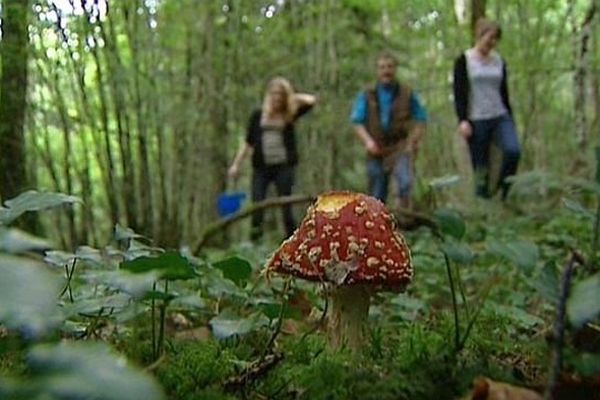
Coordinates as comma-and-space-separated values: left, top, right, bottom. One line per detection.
223, 352, 284, 392
193, 194, 315, 253
544, 251, 585, 400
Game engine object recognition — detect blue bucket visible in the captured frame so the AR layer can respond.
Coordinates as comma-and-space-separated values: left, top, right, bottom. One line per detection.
217, 192, 247, 217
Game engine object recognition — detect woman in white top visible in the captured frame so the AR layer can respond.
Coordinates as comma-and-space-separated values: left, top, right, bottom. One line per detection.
453, 18, 521, 199
228, 77, 316, 240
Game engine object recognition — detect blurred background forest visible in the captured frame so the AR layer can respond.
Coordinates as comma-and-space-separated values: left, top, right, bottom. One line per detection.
1, 0, 599, 249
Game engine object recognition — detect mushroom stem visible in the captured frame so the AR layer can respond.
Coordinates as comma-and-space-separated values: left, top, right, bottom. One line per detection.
327, 284, 371, 351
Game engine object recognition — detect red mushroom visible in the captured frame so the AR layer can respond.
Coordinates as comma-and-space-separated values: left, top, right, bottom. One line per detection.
265, 191, 413, 350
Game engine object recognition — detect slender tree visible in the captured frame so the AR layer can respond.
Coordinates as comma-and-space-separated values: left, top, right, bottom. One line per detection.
0, 0, 30, 202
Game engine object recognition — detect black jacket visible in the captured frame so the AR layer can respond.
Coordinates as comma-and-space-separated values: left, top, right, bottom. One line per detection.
245, 104, 313, 169
452, 52, 512, 122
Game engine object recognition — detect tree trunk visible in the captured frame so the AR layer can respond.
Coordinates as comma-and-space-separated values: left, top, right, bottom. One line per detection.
0, 0, 30, 203
573, 2, 596, 152
470, 0, 487, 34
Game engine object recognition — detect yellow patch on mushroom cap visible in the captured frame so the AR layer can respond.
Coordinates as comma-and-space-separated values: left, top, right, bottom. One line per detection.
315, 192, 361, 214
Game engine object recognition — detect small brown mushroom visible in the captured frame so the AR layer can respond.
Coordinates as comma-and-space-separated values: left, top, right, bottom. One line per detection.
265, 191, 413, 350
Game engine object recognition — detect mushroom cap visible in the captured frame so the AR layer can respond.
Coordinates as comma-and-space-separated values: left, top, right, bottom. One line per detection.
264, 191, 413, 290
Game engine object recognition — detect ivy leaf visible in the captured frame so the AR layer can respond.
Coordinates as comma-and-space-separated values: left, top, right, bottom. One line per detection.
527, 262, 560, 305
114, 224, 144, 241
209, 310, 268, 340
212, 256, 252, 286
120, 251, 196, 281
433, 208, 465, 240
0, 191, 80, 225
440, 241, 474, 264
27, 342, 165, 400
567, 274, 600, 329
0, 255, 62, 338
487, 239, 539, 275
0, 228, 52, 254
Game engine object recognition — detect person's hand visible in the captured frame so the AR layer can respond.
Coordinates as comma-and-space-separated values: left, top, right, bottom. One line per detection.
366, 138, 382, 156
458, 120, 472, 139
227, 163, 240, 180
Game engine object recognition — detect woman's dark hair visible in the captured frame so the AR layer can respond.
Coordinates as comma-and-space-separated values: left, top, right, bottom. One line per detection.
475, 18, 502, 40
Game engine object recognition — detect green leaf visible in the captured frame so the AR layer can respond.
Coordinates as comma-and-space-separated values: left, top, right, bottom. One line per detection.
527, 262, 560, 305
254, 299, 303, 320
0, 191, 80, 225
44, 250, 76, 268
209, 310, 268, 340
0, 228, 51, 254
203, 271, 247, 299
440, 241, 474, 264
492, 304, 544, 329
27, 342, 165, 400
120, 251, 196, 281
212, 256, 252, 286
563, 198, 594, 219
433, 208, 465, 240
114, 224, 144, 241
0, 255, 62, 338
567, 274, 600, 328
84, 270, 159, 299
487, 239, 539, 274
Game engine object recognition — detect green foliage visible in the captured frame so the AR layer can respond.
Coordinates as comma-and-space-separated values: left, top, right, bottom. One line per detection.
212, 256, 253, 286
120, 251, 196, 281
156, 341, 235, 400
0, 255, 62, 338
433, 208, 466, 240
209, 311, 269, 341
0, 191, 80, 226
567, 274, 600, 328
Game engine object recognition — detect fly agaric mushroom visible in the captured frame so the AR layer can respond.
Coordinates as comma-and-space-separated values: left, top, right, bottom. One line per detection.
264, 191, 413, 350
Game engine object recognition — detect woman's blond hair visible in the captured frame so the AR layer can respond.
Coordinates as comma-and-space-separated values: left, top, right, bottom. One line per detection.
475, 18, 502, 40
261, 77, 297, 124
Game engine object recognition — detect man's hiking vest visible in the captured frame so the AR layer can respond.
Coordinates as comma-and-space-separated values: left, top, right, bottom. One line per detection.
366, 82, 413, 151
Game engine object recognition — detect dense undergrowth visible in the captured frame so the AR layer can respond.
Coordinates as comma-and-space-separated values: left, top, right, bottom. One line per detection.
1, 173, 600, 399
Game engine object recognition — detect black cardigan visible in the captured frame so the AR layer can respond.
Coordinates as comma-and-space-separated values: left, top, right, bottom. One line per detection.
452, 53, 512, 123
245, 103, 313, 169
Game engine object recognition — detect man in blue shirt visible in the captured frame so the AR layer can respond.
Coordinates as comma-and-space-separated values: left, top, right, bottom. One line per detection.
351, 52, 427, 217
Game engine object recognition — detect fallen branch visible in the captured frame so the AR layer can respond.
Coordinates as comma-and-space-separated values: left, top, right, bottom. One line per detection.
193, 194, 315, 253
223, 351, 284, 392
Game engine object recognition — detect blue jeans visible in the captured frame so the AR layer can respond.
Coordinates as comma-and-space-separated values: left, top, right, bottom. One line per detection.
367, 153, 412, 203
251, 164, 295, 240
469, 114, 520, 198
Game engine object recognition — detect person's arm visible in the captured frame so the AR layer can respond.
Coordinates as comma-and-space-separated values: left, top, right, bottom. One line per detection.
453, 54, 472, 138
293, 93, 318, 120
228, 111, 258, 179
500, 60, 513, 116
350, 92, 381, 156
227, 143, 253, 180
408, 92, 427, 156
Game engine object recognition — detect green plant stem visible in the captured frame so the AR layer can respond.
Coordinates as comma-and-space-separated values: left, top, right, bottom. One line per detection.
157, 280, 168, 358
59, 258, 77, 302
443, 253, 460, 352
592, 200, 600, 262
151, 281, 157, 360
263, 278, 290, 357
454, 263, 470, 318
